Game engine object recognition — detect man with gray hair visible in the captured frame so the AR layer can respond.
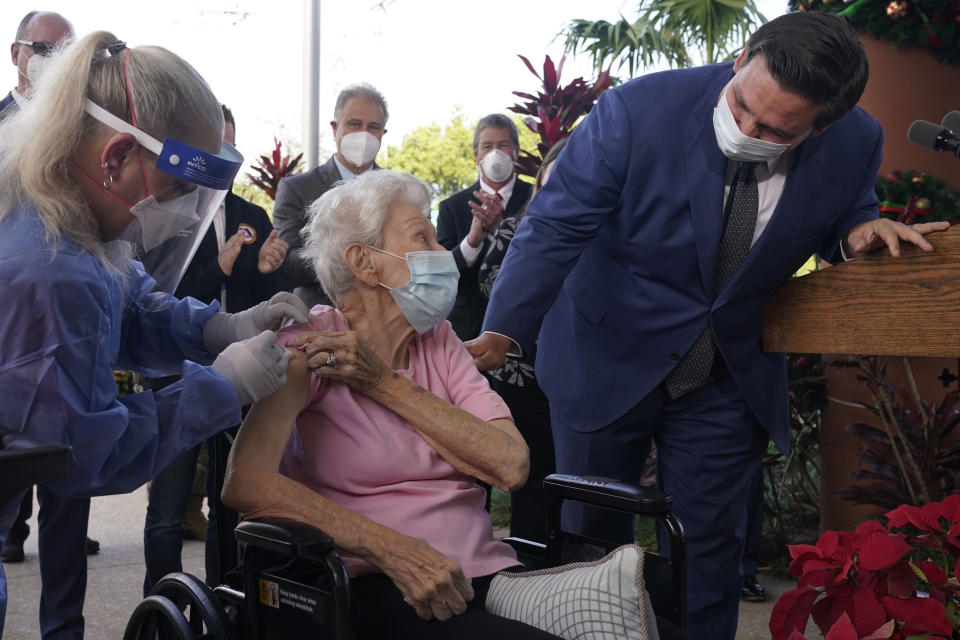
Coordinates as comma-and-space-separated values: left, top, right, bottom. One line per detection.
437, 114, 532, 342
273, 82, 388, 307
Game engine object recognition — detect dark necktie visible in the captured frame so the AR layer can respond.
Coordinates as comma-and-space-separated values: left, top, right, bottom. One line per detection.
663, 161, 759, 400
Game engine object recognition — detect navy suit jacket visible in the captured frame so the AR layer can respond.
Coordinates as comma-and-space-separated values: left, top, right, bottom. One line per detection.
483, 63, 882, 451
437, 179, 532, 341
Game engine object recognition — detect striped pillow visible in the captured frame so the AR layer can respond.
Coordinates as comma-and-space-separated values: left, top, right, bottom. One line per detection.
485, 544, 659, 640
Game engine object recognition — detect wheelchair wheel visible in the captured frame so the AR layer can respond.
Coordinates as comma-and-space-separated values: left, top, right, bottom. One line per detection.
122, 595, 195, 640
146, 572, 232, 640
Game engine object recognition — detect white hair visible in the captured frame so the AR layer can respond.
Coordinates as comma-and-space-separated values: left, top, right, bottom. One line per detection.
302, 170, 431, 307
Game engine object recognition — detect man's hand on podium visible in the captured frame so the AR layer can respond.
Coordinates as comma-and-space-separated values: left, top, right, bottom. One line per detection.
843, 219, 950, 259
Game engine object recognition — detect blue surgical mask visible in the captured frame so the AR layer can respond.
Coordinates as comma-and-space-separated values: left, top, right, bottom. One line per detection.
368, 248, 459, 334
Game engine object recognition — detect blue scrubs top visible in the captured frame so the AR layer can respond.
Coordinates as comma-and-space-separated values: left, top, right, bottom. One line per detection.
0, 205, 242, 496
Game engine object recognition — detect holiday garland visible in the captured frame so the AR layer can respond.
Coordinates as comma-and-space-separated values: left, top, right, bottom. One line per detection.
875, 169, 960, 224
787, 0, 960, 66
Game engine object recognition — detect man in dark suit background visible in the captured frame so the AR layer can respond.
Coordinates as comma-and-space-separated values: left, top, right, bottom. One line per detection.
273, 83, 388, 308
437, 114, 532, 341
466, 13, 949, 640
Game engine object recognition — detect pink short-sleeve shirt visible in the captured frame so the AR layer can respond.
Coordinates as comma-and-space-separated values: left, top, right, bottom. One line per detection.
278, 307, 519, 578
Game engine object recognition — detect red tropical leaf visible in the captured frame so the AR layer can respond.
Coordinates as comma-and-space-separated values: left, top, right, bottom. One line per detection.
770, 587, 820, 640
824, 612, 858, 640
517, 54, 540, 81
858, 532, 912, 570
785, 631, 807, 640
852, 586, 888, 638
880, 596, 953, 636
542, 55, 558, 94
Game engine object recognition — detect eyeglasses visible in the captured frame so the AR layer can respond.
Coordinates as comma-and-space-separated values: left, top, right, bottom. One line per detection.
16, 40, 55, 56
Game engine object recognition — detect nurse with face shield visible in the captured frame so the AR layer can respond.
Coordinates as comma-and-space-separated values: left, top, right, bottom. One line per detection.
0, 32, 308, 629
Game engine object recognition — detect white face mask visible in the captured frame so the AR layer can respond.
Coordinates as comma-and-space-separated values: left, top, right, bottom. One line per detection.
713, 88, 792, 162
118, 190, 203, 252
339, 131, 381, 168
18, 53, 52, 91
479, 149, 515, 183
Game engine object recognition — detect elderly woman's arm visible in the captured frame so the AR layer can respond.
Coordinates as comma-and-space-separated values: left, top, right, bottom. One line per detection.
222, 350, 474, 622
289, 331, 530, 493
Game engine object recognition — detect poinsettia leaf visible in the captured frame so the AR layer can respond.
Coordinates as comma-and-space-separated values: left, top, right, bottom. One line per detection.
790, 544, 823, 560
853, 586, 888, 637
813, 584, 854, 636
939, 494, 960, 523
819, 530, 843, 560
887, 560, 918, 597
888, 504, 942, 533
913, 559, 949, 587
825, 612, 858, 640
769, 587, 820, 640
856, 520, 888, 538
880, 595, 954, 636
785, 631, 807, 640
859, 532, 912, 570
860, 618, 895, 639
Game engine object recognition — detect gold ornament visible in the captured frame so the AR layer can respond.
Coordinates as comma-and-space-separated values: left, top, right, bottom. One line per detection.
886, 0, 908, 19
914, 197, 932, 210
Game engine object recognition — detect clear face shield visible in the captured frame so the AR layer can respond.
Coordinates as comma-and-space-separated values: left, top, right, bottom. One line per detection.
84, 100, 243, 293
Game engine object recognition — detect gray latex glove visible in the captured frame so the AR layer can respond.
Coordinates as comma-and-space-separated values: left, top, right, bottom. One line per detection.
204, 292, 310, 354
211, 331, 292, 406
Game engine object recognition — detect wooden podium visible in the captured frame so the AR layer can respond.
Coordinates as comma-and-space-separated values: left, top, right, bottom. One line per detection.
763, 225, 960, 357
763, 224, 960, 530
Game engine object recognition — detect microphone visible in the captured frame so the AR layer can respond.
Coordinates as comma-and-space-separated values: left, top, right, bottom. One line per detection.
907, 119, 960, 158
942, 111, 960, 134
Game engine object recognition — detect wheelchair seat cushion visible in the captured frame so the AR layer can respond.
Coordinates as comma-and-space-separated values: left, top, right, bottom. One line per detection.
485, 544, 659, 640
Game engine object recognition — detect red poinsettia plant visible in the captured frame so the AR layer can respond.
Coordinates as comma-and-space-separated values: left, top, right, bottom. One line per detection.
771, 495, 960, 640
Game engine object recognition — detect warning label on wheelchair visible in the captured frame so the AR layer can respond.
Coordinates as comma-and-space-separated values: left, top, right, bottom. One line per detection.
259, 576, 323, 619
258, 578, 280, 608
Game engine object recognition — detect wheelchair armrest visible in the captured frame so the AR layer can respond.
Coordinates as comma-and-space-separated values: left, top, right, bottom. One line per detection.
235, 518, 335, 563
543, 474, 672, 516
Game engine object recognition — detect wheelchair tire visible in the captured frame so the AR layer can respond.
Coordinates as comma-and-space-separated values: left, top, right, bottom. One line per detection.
122, 595, 195, 640
148, 572, 232, 640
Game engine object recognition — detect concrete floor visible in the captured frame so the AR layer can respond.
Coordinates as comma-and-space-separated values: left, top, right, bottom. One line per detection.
3, 487, 816, 639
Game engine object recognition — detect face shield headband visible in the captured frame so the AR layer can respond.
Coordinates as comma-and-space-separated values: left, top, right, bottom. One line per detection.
83, 100, 243, 190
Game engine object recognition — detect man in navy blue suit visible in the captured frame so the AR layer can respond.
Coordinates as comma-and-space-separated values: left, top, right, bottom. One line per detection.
466, 12, 948, 640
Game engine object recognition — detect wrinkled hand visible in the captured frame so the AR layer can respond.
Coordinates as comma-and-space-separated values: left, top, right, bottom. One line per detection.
844, 219, 950, 258
218, 231, 244, 276
211, 331, 292, 406
258, 229, 288, 274
468, 190, 505, 233
377, 534, 473, 621
463, 332, 511, 371
289, 330, 389, 394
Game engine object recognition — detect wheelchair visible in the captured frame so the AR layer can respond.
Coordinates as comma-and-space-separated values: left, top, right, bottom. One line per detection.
123, 473, 686, 640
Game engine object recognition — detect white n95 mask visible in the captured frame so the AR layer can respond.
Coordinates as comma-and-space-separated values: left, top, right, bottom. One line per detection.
713, 88, 791, 162
480, 149, 515, 183
340, 132, 381, 167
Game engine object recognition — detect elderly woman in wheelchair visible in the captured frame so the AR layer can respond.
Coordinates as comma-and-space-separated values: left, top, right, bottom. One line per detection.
220, 170, 665, 640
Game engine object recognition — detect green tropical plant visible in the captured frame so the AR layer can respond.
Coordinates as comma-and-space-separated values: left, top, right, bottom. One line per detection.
562, 0, 768, 75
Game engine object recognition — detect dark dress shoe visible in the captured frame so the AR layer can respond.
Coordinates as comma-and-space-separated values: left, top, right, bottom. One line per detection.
1, 541, 25, 563
741, 574, 767, 602
86, 536, 100, 555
